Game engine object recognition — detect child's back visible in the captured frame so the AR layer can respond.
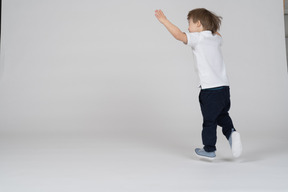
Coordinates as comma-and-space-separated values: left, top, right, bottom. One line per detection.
184, 30, 229, 89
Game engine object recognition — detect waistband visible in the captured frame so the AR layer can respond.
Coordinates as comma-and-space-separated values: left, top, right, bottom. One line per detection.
201, 86, 229, 90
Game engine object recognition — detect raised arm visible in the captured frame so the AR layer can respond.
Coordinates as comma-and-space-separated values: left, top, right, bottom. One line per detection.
155, 9, 187, 44
215, 31, 222, 37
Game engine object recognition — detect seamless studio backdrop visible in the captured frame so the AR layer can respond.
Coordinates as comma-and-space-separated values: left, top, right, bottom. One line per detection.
0, 0, 288, 192
0, 0, 287, 135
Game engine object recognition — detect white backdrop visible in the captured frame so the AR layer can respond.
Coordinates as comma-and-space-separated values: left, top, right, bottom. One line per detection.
1, 1, 288, 191
0, 0, 287, 135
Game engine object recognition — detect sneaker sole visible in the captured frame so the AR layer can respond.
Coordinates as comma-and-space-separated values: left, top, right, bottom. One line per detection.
231, 132, 242, 158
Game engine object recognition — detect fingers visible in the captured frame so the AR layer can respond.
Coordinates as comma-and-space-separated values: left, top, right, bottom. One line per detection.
155, 9, 167, 23
155, 10, 165, 20
155, 9, 159, 17
155, 9, 164, 16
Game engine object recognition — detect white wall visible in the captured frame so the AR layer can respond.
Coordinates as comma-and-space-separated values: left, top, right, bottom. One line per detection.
0, 0, 287, 135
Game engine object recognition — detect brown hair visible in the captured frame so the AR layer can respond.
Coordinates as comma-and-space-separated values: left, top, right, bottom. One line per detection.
187, 8, 222, 34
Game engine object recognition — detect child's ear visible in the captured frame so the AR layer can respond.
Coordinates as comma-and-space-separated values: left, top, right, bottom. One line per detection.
196, 20, 202, 27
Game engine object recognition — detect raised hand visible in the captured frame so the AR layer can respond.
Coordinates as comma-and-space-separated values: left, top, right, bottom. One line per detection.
155, 9, 168, 24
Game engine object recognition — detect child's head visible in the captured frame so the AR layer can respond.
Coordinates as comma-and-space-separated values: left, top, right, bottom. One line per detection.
187, 8, 222, 34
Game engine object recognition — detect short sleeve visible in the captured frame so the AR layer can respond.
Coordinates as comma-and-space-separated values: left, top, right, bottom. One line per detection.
184, 32, 200, 48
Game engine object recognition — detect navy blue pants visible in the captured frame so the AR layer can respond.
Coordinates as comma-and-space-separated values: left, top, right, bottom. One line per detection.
199, 86, 236, 152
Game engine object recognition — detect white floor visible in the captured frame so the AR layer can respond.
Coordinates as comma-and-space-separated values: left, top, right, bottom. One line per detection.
0, 129, 287, 192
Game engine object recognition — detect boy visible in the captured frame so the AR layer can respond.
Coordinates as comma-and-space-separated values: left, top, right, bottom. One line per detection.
155, 8, 242, 159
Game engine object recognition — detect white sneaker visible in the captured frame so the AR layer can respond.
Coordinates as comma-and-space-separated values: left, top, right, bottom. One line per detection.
229, 130, 242, 158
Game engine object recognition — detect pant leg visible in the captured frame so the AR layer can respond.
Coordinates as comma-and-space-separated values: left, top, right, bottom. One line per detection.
199, 88, 226, 152
217, 87, 236, 140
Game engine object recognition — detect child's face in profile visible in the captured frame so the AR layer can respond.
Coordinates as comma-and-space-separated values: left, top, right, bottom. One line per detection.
188, 18, 203, 33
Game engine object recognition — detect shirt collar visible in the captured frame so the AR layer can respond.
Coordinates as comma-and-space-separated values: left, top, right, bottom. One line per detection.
201, 30, 212, 33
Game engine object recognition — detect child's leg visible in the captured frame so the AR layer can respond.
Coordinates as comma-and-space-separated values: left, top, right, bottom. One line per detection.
216, 87, 235, 140
199, 88, 226, 152
216, 87, 242, 157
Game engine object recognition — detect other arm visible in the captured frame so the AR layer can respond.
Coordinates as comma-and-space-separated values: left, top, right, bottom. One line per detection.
215, 31, 222, 37
155, 9, 187, 44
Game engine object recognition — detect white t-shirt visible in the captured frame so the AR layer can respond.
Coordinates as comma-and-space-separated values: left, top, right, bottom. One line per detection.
184, 30, 230, 89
